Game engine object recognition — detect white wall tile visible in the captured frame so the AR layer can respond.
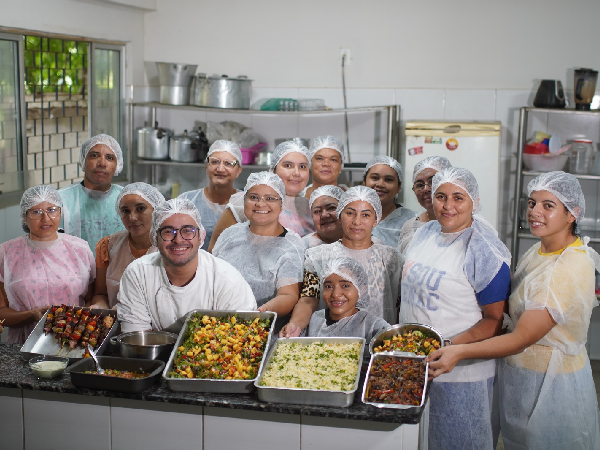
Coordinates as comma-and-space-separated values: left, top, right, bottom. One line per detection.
396, 89, 445, 121
345, 89, 395, 108
297, 88, 344, 109
297, 113, 347, 145
250, 114, 299, 152
445, 89, 496, 121
495, 90, 531, 159
157, 109, 208, 135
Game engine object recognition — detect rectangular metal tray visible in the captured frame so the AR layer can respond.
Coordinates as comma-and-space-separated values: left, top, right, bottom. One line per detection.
254, 337, 365, 408
69, 356, 164, 393
20, 307, 119, 363
369, 322, 444, 356
162, 309, 276, 394
361, 353, 428, 410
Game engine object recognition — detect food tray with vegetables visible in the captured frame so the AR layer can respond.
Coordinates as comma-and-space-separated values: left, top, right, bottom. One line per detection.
255, 337, 365, 408
20, 306, 118, 362
163, 310, 276, 393
369, 323, 443, 356
69, 356, 165, 393
362, 353, 428, 410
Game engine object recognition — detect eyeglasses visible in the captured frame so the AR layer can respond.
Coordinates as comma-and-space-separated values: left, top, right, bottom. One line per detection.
245, 193, 282, 204
158, 226, 198, 241
413, 176, 434, 192
27, 206, 61, 220
206, 157, 238, 168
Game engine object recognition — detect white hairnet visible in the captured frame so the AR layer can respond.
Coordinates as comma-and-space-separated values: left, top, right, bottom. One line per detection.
79, 134, 123, 176
309, 185, 344, 210
363, 155, 402, 183
150, 198, 205, 247
244, 171, 286, 199
527, 171, 585, 229
432, 167, 481, 213
412, 156, 453, 183
309, 135, 345, 163
321, 257, 370, 307
207, 139, 243, 165
336, 185, 383, 223
116, 182, 166, 215
269, 141, 310, 172
20, 185, 63, 232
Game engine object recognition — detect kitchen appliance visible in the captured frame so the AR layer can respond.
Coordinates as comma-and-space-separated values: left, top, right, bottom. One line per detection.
189, 74, 252, 109
533, 80, 566, 108
403, 121, 502, 229
156, 62, 198, 105
169, 130, 205, 162
137, 122, 173, 160
574, 68, 598, 111
110, 331, 178, 361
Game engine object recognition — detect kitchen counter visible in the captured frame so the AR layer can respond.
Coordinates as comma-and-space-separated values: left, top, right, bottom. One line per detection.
0, 343, 429, 450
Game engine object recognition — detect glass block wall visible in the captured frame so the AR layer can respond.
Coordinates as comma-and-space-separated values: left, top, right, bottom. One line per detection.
24, 36, 88, 188
0, 38, 21, 194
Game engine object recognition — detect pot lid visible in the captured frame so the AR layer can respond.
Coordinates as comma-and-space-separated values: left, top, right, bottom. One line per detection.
195, 73, 253, 81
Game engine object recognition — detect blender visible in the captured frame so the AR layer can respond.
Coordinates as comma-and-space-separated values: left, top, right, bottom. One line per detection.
574, 68, 598, 110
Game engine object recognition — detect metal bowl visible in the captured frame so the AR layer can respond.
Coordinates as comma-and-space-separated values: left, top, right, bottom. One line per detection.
110, 331, 178, 362
369, 323, 444, 356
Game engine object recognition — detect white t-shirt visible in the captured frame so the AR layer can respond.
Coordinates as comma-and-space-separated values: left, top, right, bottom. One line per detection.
117, 251, 257, 332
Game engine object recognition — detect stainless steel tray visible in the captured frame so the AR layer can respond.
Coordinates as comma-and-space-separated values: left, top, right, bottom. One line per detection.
20, 307, 119, 363
369, 322, 444, 356
162, 310, 276, 394
254, 337, 365, 408
361, 353, 428, 410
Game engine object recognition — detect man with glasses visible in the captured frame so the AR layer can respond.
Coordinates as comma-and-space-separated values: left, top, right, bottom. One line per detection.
58, 134, 125, 255
117, 198, 256, 333
179, 140, 243, 250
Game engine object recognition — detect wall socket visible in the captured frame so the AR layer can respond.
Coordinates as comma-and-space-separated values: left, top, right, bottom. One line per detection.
340, 48, 351, 66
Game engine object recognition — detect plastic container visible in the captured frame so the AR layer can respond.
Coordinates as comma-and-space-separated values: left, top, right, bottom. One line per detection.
298, 99, 326, 111
240, 142, 266, 165
570, 139, 593, 174
29, 355, 69, 379
522, 153, 569, 172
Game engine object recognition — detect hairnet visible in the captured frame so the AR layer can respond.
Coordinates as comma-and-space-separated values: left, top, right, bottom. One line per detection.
336, 185, 382, 223
321, 257, 370, 306
309, 135, 345, 163
412, 156, 453, 183
116, 182, 166, 215
363, 155, 402, 183
527, 171, 585, 227
207, 139, 243, 165
432, 167, 481, 213
150, 198, 205, 247
79, 134, 123, 176
20, 185, 63, 232
269, 140, 310, 172
309, 185, 344, 210
243, 171, 286, 199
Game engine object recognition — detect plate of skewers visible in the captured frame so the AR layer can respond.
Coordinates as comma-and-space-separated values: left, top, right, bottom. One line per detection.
20, 305, 119, 363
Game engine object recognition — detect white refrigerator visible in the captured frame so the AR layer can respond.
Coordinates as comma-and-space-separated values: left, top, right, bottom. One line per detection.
402, 121, 501, 229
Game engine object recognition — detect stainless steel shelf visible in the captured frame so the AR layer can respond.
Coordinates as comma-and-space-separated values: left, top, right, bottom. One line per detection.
133, 159, 367, 172
522, 107, 600, 116
522, 170, 600, 181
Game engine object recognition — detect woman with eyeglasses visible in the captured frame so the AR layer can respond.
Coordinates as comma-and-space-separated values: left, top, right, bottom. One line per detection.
212, 172, 305, 333
179, 140, 243, 251
0, 185, 95, 343
398, 156, 453, 254
363, 156, 417, 247
90, 182, 165, 309
207, 141, 314, 251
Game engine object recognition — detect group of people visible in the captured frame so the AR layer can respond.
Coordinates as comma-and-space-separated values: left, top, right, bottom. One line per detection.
0, 131, 598, 449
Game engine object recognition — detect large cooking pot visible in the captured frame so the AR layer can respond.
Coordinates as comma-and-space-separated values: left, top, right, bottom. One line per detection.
274, 137, 310, 149
110, 331, 178, 361
137, 121, 173, 160
157, 62, 198, 106
170, 130, 201, 162
190, 74, 252, 109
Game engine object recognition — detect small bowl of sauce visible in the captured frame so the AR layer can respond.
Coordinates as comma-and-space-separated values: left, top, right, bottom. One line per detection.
28, 355, 69, 379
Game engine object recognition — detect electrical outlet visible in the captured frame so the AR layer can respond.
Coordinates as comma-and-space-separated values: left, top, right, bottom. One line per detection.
340, 48, 351, 66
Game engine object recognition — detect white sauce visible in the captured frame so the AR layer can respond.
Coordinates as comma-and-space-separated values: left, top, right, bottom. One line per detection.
30, 360, 67, 379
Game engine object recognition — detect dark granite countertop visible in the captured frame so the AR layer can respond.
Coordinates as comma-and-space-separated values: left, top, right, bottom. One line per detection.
0, 343, 425, 425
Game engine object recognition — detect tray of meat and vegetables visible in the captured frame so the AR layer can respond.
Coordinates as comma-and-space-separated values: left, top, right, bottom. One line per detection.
369, 323, 443, 357
163, 310, 276, 393
20, 305, 118, 363
255, 337, 365, 407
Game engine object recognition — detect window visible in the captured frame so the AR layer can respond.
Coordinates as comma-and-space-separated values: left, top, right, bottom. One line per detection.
0, 32, 125, 195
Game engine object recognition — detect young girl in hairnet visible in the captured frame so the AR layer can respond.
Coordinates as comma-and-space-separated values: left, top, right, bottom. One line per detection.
426, 171, 600, 450
307, 257, 389, 344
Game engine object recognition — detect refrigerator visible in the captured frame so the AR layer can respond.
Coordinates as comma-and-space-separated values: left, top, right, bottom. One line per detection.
402, 121, 502, 230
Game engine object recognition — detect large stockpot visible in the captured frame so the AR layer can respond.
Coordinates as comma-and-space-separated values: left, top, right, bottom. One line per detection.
137, 121, 173, 160
190, 74, 252, 109
110, 331, 179, 362
157, 62, 198, 106
170, 130, 201, 162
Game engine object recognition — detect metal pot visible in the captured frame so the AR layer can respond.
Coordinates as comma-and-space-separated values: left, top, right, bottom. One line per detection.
190, 74, 252, 109
110, 331, 178, 361
157, 62, 198, 105
137, 121, 173, 160
170, 130, 201, 162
